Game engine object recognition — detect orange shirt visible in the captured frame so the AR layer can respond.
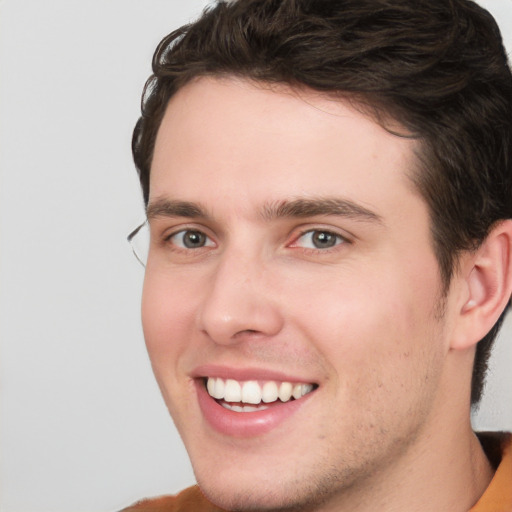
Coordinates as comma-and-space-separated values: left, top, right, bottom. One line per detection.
122, 433, 512, 512
121, 486, 224, 512
470, 433, 512, 512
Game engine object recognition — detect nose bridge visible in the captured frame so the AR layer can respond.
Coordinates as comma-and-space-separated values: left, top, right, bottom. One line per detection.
196, 242, 283, 344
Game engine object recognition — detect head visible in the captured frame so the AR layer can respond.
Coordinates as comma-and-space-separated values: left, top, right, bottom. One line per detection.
132, 0, 512, 509
133, 0, 512, 405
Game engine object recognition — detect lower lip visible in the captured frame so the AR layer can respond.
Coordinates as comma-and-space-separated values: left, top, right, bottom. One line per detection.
195, 380, 313, 437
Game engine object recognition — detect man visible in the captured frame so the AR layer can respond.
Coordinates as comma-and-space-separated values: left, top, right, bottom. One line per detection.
123, 0, 512, 510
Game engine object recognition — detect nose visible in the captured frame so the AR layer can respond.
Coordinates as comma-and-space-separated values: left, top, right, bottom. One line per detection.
196, 249, 284, 345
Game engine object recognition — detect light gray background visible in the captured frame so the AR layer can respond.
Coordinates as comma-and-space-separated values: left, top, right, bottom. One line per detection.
0, 1, 511, 511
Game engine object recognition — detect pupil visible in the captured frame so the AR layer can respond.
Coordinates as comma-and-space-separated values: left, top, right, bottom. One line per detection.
312, 231, 336, 248
184, 231, 205, 248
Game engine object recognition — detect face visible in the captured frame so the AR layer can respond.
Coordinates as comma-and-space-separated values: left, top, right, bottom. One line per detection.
143, 77, 452, 511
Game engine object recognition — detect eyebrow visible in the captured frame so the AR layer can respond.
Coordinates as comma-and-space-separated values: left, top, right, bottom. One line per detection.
146, 199, 210, 220
146, 196, 382, 224
261, 197, 382, 223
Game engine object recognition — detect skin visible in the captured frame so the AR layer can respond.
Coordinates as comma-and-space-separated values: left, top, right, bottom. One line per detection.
142, 77, 494, 511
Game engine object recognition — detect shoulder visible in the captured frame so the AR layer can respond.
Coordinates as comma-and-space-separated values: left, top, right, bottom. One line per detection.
120, 485, 226, 512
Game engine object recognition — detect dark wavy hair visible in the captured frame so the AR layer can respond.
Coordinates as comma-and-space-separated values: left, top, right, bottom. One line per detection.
132, 0, 512, 404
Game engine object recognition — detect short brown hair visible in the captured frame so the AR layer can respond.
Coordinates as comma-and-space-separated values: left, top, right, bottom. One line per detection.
132, 0, 512, 404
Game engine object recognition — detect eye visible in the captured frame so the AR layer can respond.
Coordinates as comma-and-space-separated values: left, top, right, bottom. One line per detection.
168, 229, 215, 249
293, 230, 345, 250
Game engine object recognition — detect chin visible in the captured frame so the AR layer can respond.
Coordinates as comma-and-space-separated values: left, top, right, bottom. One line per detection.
197, 482, 310, 512
193, 464, 281, 510
192, 460, 343, 512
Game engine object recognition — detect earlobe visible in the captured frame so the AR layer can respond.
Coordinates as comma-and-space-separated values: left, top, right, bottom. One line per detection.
451, 219, 512, 351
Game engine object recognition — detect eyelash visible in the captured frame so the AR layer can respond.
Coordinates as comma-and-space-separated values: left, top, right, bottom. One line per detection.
164, 229, 215, 250
162, 227, 348, 254
290, 229, 348, 251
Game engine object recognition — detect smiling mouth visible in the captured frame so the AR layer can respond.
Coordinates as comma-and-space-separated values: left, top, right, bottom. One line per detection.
204, 377, 318, 412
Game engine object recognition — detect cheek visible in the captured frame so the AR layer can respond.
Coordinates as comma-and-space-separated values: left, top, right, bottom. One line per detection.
292, 263, 445, 400
141, 272, 197, 370
141, 272, 203, 424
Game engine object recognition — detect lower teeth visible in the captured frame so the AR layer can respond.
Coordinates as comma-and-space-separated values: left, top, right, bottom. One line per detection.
220, 402, 270, 412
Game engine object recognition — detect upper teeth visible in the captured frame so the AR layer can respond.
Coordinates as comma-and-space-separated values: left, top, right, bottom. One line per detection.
206, 377, 314, 404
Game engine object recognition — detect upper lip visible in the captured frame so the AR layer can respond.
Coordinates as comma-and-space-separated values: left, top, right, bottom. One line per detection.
191, 364, 318, 385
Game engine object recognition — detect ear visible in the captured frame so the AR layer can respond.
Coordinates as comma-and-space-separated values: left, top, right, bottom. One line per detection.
450, 219, 512, 351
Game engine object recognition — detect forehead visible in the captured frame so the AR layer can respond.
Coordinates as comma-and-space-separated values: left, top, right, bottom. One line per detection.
149, 76, 421, 218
